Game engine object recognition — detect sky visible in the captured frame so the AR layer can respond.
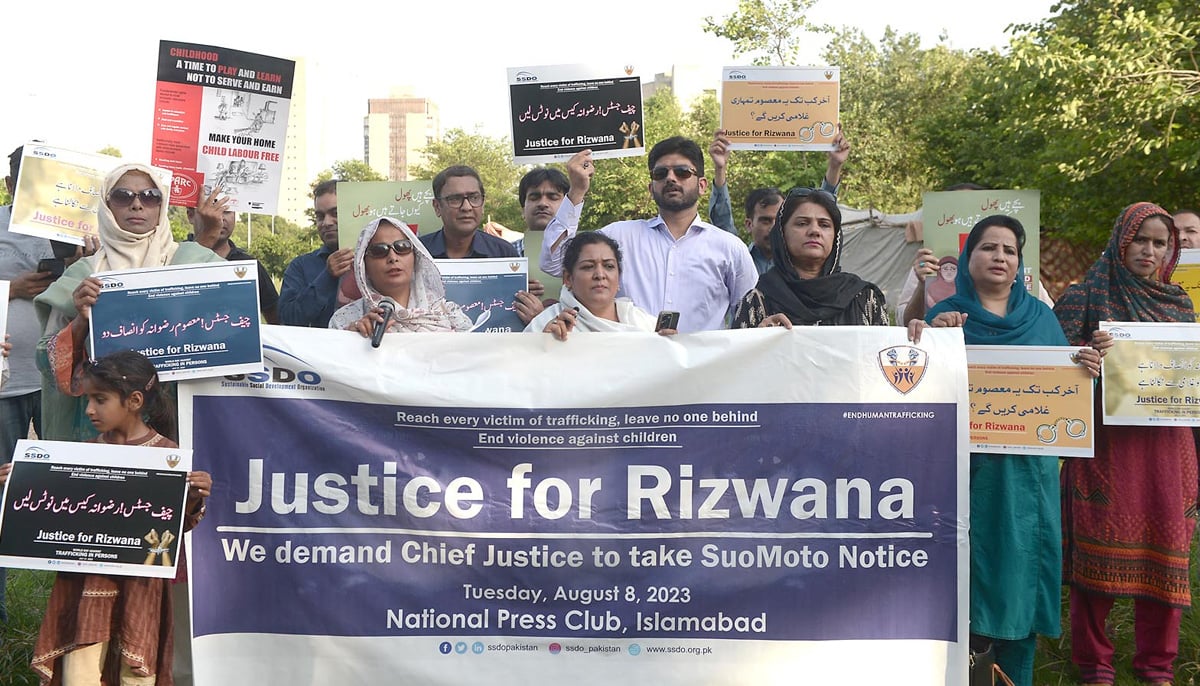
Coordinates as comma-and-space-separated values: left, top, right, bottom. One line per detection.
4, 0, 1057, 178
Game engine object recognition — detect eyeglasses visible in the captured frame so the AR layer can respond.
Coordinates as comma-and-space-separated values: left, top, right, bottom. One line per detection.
650, 165, 700, 182
365, 239, 415, 259
108, 188, 164, 208
438, 192, 485, 208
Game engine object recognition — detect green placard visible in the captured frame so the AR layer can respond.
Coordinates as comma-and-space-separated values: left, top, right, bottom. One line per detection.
336, 181, 440, 248
922, 190, 1041, 299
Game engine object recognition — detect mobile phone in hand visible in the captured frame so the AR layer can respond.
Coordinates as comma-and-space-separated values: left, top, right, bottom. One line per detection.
655, 310, 680, 332
37, 258, 65, 279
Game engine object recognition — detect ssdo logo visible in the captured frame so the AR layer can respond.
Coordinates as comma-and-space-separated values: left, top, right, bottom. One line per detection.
225, 366, 322, 386
23, 446, 52, 460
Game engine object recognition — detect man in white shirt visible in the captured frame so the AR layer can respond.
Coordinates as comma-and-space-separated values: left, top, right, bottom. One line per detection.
540, 137, 757, 332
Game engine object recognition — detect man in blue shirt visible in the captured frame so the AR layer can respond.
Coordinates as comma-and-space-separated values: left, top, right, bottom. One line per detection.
420, 165, 544, 324
420, 166, 520, 259
278, 179, 353, 327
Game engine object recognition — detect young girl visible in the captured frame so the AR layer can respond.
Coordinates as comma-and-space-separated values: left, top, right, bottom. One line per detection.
0, 350, 211, 685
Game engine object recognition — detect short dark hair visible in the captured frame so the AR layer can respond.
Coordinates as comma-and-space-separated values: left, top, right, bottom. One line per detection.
563, 232, 623, 275
1175, 208, 1200, 219
647, 137, 704, 177
744, 187, 784, 219
433, 165, 484, 198
518, 168, 569, 206
313, 179, 338, 199
945, 182, 987, 191
965, 214, 1026, 261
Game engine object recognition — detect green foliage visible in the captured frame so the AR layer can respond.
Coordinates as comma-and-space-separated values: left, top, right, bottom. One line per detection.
924, 0, 1200, 243
96, 145, 122, 158
311, 160, 386, 190
306, 160, 387, 226
703, 0, 829, 66
244, 219, 318, 281
411, 128, 525, 230
823, 28, 981, 213
0, 569, 54, 686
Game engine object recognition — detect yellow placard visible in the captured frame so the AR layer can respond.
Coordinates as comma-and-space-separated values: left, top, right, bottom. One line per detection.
966, 347, 1093, 457
1102, 322, 1200, 425
720, 67, 839, 151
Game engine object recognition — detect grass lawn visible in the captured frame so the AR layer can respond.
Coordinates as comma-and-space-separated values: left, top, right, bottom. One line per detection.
3, 561, 1200, 685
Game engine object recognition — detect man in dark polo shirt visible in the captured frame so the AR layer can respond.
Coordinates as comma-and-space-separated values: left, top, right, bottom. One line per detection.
188, 187, 280, 323
421, 165, 543, 324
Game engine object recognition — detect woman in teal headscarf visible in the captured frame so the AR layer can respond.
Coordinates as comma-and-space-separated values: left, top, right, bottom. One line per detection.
910, 215, 1101, 685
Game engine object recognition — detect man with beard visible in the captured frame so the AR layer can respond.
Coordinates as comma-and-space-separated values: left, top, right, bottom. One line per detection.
278, 179, 354, 327
540, 137, 757, 332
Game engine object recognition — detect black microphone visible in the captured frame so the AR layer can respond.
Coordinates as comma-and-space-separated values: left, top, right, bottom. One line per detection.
371, 297, 398, 348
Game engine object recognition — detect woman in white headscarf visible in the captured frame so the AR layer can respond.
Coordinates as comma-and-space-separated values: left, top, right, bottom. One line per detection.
525, 232, 672, 340
329, 216, 472, 335
34, 163, 223, 441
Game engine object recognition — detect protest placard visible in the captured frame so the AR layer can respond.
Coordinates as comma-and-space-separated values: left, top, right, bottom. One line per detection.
335, 181, 440, 249
921, 190, 1042, 304
89, 262, 263, 381
1173, 248, 1200, 317
9, 144, 126, 245
436, 257, 528, 333
966, 346, 1094, 457
508, 64, 644, 163
1100, 321, 1200, 426
720, 66, 840, 150
152, 40, 295, 212
0, 439, 191, 579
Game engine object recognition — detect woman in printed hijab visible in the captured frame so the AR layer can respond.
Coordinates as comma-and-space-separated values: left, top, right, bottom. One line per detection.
329, 217, 472, 335
731, 186, 887, 329
1054, 202, 1196, 686
34, 163, 223, 442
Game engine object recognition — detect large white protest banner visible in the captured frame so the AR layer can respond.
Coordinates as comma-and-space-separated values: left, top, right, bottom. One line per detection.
182, 325, 969, 686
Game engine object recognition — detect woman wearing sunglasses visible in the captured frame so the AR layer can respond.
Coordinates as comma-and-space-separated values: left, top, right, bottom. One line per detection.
34, 163, 224, 441
731, 186, 887, 328
329, 217, 472, 335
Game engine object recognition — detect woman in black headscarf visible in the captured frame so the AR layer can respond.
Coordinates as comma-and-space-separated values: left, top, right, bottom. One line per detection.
731, 186, 887, 328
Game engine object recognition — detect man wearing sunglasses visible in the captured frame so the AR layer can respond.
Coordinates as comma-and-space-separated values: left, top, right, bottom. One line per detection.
540, 138, 757, 332
707, 126, 849, 276
421, 165, 545, 325
279, 179, 354, 327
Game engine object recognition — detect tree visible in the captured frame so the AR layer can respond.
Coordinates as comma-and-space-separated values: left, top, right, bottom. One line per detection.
703, 0, 829, 66
237, 216, 315, 281
97, 145, 122, 158
310, 159, 385, 190
306, 159, 386, 225
924, 0, 1200, 243
822, 27, 981, 212
410, 128, 526, 230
